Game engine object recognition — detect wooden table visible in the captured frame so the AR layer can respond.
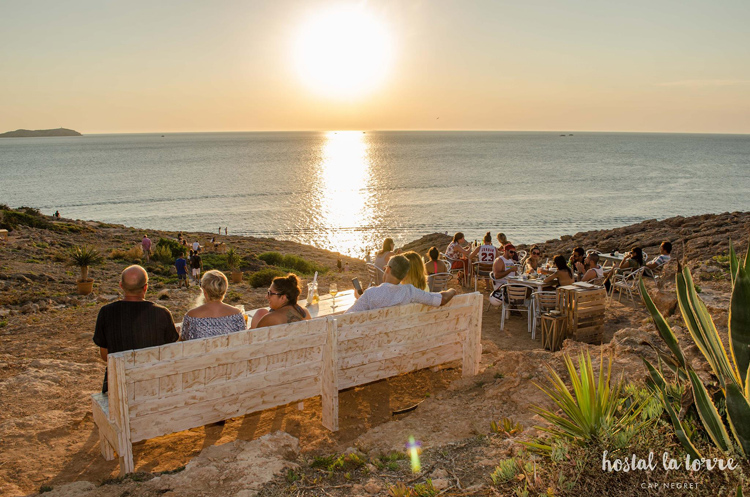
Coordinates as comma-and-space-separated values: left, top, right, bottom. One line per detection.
246, 289, 357, 320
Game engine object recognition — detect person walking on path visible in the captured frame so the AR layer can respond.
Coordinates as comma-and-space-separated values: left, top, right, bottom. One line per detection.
191, 250, 203, 284
93, 265, 178, 393
141, 234, 152, 262
175, 253, 189, 288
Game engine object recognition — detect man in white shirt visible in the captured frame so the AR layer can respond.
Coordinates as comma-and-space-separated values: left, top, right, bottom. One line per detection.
646, 241, 672, 271
581, 253, 604, 282
346, 255, 457, 313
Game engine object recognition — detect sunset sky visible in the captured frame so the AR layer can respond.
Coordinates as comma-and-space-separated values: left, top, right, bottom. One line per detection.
1, 0, 749, 134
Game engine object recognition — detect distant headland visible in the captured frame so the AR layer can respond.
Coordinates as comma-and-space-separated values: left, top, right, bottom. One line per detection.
0, 128, 82, 138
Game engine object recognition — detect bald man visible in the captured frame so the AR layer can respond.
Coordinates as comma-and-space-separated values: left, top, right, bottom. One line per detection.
93, 265, 179, 393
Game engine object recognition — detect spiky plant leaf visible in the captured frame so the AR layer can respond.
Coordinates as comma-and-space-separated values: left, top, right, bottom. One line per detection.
730, 267, 750, 387
678, 268, 737, 387
726, 382, 750, 457
643, 359, 703, 460
730, 241, 739, 287
688, 369, 732, 453
640, 278, 687, 369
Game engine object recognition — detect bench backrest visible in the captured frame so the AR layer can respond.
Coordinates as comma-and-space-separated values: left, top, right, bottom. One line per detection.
107, 318, 328, 443
104, 292, 482, 442
333, 292, 482, 390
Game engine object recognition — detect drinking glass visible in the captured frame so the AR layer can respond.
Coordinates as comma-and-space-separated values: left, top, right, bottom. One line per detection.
330, 283, 338, 307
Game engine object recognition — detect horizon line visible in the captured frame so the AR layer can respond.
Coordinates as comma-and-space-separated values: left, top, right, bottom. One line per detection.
50, 129, 750, 136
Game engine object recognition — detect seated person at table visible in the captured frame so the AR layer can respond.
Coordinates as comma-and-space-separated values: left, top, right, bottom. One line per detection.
347, 255, 456, 313
373, 237, 398, 270
568, 247, 586, 278
544, 255, 576, 288
470, 232, 497, 265
424, 247, 448, 275
492, 243, 518, 288
251, 274, 311, 328
619, 246, 645, 272
445, 232, 471, 274
401, 251, 428, 290
580, 253, 605, 283
646, 241, 672, 271
524, 245, 542, 273
497, 233, 509, 250
181, 270, 246, 340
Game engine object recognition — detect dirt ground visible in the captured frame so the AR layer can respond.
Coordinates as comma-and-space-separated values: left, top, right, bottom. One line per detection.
0, 213, 742, 496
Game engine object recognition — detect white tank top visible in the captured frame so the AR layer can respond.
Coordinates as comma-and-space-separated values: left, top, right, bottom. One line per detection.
477, 244, 497, 264
493, 256, 517, 289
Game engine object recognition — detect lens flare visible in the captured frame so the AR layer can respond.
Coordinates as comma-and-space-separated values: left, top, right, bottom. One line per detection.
406, 436, 421, 473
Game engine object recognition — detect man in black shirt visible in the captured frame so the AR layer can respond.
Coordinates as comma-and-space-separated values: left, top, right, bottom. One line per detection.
93, 265, 179, 393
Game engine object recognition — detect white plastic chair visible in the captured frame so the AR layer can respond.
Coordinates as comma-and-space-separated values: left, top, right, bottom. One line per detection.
473, 261, 494, 291
443, 253, 468, 287
611, 267, 646, 303
366, 263, 385, 288
498, 284, 533, 334
427, 272, 453, 292
531, 291, 559, 339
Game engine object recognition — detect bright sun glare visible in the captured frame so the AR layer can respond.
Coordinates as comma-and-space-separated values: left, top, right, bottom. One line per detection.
294, 6, 393, 98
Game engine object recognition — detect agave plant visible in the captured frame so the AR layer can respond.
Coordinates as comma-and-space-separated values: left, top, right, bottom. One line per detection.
69, 245, 104, 282
641, 240, 750, 459
525, 351, 648, 451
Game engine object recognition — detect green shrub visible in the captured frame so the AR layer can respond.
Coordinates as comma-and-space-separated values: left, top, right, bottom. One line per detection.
258, 251, 325, 275
0, 210, 52, 231
110, 246, 143, 262
153, 245, 175, 264
248, 268, 289, 288
156, 237, 185, 258
258, 251, 284, 266
201, 253, 227, 271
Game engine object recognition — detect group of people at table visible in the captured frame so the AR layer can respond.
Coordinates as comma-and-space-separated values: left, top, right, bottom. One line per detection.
396, 231, 674, 292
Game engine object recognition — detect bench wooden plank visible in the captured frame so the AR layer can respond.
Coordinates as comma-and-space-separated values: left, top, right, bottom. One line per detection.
91, 394, 118, 460
338, 304, 474, 342
130, 375, 320, 442
340, 331, 465, 370
125, 332, 325, 382
338, 341, 462, 390
321, 318, 339, 431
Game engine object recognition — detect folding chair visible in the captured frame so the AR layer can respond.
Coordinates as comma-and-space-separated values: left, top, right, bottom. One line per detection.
611, 267, 646, 303
531, 290, 559, 340
427, 272, 453, 292
473, 261, 494, 292
498, 284, 533, 334
365, 263, 385, 288
443, 254, 468, 287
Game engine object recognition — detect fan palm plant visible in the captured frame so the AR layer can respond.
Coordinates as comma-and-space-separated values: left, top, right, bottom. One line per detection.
69, 245, 103, 282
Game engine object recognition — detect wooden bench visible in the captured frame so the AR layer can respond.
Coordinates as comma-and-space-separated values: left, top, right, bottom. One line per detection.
92, 292, 483, 474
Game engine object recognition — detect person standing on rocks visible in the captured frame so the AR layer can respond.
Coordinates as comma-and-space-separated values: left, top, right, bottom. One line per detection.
93, 265, 178, 393
141, 234, 152, 262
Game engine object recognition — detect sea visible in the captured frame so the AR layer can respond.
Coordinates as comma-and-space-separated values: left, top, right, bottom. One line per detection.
1, 131, 749, 258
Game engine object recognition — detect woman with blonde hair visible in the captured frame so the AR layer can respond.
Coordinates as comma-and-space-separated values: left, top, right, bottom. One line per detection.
373, 237, 397, 270
181, 270, 246, 340
401, 251, 428, 290
251, 273, 311, 329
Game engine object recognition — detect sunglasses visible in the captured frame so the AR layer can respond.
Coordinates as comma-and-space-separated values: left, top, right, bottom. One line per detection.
508, 250, 516, 255
532, 252, 541, 256
267, 289, 283, 296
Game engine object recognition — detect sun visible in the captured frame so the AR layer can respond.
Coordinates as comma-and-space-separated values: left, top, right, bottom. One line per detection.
294, 6, 393, 98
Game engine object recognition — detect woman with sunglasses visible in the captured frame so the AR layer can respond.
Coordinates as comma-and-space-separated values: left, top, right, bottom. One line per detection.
251, 273, 311, 329
523, 245, 543, 273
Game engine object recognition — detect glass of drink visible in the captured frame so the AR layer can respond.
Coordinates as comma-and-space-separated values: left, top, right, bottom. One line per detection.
330, 283, 338, 307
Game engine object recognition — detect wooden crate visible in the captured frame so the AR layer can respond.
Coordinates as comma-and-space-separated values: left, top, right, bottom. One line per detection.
570, 288, 607, 344
541, 314, 566, 352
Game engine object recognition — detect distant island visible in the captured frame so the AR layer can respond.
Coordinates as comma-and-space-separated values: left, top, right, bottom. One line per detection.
0, 128, 82, 138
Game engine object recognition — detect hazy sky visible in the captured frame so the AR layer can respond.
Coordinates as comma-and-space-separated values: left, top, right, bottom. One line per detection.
1, 0, 749, 134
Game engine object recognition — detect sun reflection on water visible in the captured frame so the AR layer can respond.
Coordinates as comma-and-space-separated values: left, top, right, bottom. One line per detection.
311, 131, 377, 257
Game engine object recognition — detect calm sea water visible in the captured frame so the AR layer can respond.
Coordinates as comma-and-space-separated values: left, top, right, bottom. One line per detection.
1, 131, 749, 257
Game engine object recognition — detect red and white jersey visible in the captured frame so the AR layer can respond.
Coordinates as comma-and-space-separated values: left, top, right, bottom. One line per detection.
477, 244, 497, 263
